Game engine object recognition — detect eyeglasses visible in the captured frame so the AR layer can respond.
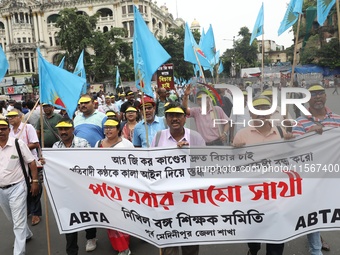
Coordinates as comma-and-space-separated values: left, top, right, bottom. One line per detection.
144, 106, 153, 111
310, 91, 325, 97
166, 113, 185, 119
104, 126, 117, 130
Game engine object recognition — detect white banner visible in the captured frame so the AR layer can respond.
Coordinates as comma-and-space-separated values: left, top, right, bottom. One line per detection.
43, 128, 340, 247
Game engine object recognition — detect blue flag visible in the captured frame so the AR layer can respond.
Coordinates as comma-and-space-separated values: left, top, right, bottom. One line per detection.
278, 0, 303, 36
0, 45, 8, 81
184, 22, 211, 69
133, 6, 170, 98
74, 50, 87, 94
38, 49, 85, 118
218, 60, 224, 74
250, 3, 264, 45
116, 66, 120, 88
317, 0, 336, 25
58, 56, 65, 69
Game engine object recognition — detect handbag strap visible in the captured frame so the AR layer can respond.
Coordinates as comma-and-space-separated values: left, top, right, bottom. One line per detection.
14, 138, 30, 189
43, 116, 61, 141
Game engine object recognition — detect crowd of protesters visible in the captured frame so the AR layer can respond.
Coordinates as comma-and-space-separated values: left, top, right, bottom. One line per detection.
0, 82, 336, 255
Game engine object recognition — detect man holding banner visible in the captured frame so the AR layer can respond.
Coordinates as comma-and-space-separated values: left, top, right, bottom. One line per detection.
233, 95, 294, 255
151, 102, 205, 255
293, 84, 340, 255
52, 118, 92, 254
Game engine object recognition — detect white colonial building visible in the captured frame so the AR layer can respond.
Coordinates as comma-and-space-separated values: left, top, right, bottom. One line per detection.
0, 0, 184, 74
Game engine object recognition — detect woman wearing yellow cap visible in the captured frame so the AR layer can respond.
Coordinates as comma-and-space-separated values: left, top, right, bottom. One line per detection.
121, 107, 139, 142
95, 119, 133, 255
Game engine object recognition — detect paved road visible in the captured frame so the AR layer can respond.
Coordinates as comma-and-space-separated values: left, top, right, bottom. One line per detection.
1, 88, 340, 254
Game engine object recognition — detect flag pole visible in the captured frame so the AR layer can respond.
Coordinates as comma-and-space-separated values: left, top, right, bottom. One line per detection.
261, 32, 265, 88
192, 48, 206, 84
138, 71, 150, 148
290, 14, 301, 88
336, 0, 340, 43
38, 99, 52, 255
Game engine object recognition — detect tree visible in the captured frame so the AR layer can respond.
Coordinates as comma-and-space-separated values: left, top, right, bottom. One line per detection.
56, 8, 98, 69
300, 34, 319, 64
55, 8, 133, 83
234, 27, 258, 68
317, 38, 340, 68
159, 26, 198, 81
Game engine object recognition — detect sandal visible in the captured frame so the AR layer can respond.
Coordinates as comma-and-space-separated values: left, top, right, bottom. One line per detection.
31, 215, 41, 226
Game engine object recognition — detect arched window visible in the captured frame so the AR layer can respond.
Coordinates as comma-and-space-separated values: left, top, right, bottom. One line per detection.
47, 14, 60, 23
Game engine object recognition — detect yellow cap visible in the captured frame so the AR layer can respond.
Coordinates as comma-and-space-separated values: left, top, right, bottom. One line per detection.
164, 102, 170, 107
242, 90, 248, 96
261, 90, 273, 96
55, 121, 73, 128
120, 93, 126, 97
126, 91, 134, 96
165, 107, 185, 114
6, 111, 19, 117
105, 95, 111, 99
252, 98, 271, 107
0, 119, 8, 126
110, 95, 115, 99
125, 107, 137, 112
106, 111, 116, 117
78, 97, 92, 104
308, 85, 325, 91
104, 119, 119, 126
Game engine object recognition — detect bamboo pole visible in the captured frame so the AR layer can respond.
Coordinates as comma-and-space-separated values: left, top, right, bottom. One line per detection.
39, 101, 52, 255
261, 32, 265, 89
336, 0, 340, 43
290, 14, 301, 88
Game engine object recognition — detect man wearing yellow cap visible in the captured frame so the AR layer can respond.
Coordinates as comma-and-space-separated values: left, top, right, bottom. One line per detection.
233, 96, 293, 255
73, 94, 107, 147
73, 94, 106, 251
52, 118, 92, 255
7, 109, 42, 226
0, 119, 39, 254
260, 89, 293, 129
292, 85, 340, 254
233, 96, 292, 146
151, 102, 204, 255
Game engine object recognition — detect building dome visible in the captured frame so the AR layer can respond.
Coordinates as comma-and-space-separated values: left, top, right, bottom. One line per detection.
190, 19, 200, 31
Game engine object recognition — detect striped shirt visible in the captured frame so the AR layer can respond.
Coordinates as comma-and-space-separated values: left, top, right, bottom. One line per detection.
292, 107, 340, 136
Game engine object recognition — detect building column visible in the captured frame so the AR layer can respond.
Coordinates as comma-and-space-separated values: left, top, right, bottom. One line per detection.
7, 16, 13, 44
22, 57, 26, 73
29, 55, 33, 72
4, 17, 11, 46
37, 13, 44, 43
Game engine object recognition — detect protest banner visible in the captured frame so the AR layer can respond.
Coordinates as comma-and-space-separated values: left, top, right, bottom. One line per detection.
43, 128, 340, 247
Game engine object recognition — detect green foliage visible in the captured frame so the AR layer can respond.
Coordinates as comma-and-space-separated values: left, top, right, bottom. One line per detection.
300, 34, 319, 64
234, 26, 258, 68
56, 8, 98, 67
159, 26, 196, 80
317, 39, 340, 68
55, 8, 133, 82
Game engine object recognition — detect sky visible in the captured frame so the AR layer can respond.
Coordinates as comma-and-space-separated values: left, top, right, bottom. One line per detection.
161, 0, 295, 53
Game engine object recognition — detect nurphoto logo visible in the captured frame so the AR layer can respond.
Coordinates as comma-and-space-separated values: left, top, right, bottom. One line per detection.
199, 84, 312, 128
